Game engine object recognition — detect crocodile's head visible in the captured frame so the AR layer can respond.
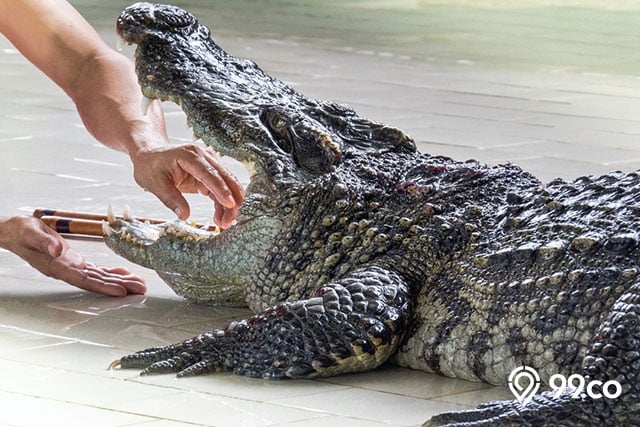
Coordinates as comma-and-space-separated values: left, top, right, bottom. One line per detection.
107, 2, 415, 306
116, 2, 414, 194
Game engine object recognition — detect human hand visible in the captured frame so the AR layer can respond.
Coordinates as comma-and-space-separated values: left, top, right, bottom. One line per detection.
0, 216, 146, 296
130, 143, 245, 228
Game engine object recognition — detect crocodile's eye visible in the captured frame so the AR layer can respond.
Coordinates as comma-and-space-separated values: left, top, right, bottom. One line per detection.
271, 117, 286, 131
260, 109, 293, 153
259, 108, 341, 174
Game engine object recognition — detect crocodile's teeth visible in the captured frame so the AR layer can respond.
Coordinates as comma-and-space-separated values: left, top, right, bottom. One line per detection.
102, 221, 114, 237
107, 205, 115, 223
192, 133, 200, 143
116, 36, 127, 51
123, 205, 132, 220
141, 95, 153, 116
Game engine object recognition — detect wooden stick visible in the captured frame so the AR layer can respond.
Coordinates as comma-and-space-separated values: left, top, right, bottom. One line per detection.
33, 208, 166, 224
40, 216, 105, 236
34, 209, 221, 236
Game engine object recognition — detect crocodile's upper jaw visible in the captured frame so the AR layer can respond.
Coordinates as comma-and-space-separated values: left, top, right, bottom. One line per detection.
116, 2, 344, 198
116, 3, 415, 197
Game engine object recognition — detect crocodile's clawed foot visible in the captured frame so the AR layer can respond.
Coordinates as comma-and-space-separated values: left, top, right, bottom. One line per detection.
423, 392, 608, 427
117, 331, 225, 377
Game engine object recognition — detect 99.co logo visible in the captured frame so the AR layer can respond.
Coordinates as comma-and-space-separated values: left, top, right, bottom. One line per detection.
509, 366, 622, 406
549, 373, 622, 400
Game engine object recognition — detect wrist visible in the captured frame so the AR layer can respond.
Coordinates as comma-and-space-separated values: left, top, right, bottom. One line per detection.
0, 216, 17, 250
70, 52, 170, 156
0, 217, 8, 248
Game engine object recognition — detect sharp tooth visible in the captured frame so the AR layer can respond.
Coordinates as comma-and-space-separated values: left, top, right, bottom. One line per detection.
102, 221, 114, 237
123, 205, 132, 220
141, 95, 153, 116
116, 36, 127, 51
192, 134, 200, 143
107, 205, 115, 223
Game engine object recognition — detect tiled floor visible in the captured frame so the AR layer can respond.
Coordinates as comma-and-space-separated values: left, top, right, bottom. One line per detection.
1, 1, 640, 426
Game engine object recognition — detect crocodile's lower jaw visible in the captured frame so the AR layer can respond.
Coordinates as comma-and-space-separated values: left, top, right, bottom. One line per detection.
103, 216, 248, 306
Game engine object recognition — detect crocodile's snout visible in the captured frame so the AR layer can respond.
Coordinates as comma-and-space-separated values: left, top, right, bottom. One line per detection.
117, 2, 198, 44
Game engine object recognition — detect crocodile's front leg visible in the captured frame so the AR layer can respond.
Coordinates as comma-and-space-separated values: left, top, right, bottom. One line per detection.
115, 265, 414, 378
104, 217, 279, 306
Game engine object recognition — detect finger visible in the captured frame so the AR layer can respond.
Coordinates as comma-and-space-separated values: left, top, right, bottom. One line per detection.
84, 265, 147, 295
53, 263, 129, 297
203, 149, 245, 204
29, 219, 67, 257
48, 253, 141, 297
177, 157, 236, 209
152, 175, 192, 220
219, 205, 239, 229
214, 200, 238, 229
94, 266, 147, 294
195, 181, 211, 197
214, 200, 225, 228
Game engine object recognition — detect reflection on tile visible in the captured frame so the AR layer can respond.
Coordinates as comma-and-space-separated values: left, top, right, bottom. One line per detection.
272, 414, 399, 427
0, 337, 129, 378
0, 391, 153, 427
272, 388, 471, 426
125, 421, 205, 427
118, 391, 325, 427
132, 371, 349, 402
434, 385, 514, 408
318, 365, 491, 400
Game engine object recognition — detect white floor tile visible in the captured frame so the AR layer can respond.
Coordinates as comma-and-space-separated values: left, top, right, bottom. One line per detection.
117, 391, 327, 427
0, 391, 154, 427
272, 388, 471, 426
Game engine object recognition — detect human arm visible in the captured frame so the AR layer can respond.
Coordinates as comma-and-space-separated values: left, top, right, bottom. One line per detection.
0, 0, 243, 227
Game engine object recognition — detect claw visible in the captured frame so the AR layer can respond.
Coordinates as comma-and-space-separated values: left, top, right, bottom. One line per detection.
108, 359, 122, 370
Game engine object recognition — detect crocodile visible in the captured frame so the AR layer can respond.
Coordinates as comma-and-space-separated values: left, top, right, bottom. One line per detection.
106, 3, 640, 425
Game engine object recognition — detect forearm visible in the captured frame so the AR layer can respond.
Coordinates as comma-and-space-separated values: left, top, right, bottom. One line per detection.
0, 217, 12, 250
0, 0, 167, 157
70, 51, 167, 157
1, 0, 243, 221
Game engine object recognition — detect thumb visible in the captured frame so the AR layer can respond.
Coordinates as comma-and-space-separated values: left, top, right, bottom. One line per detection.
32, 221, 65, 258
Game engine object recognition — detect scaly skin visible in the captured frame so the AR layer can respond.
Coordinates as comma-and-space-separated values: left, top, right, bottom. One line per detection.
107, 3, 640, 425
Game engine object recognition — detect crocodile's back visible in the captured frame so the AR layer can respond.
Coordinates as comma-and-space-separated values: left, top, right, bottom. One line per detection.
395, 169, 640, 385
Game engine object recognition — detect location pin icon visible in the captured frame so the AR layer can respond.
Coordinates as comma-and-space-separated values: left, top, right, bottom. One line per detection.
508, 366, 541, 406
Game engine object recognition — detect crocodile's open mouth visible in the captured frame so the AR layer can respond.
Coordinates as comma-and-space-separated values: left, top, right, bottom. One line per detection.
102, 206, 219, 249
109, 3, 272, 248
107, 2, 414, 266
